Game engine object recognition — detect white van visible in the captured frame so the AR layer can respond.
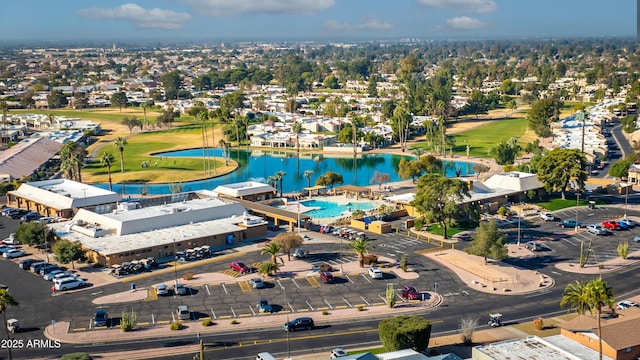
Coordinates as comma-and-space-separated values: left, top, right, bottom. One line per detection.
55, 278, 85, 291
256, 353, 276, 360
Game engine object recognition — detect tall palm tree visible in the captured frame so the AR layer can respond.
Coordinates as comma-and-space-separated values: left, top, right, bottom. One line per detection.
100, 152, 116, 191
114, 136, 128, 173
274, 170, 286, 197
292, 122, 303, 153
349, 238, 370, 268
59, 142, 85, 182
72, 145, 87, 183
219, 139, 229, 165
586, 278, 615, 360
303, 170, 314, 188
261, 242, 282, 264
560, 280, 590, 314
0, 288, 19, 360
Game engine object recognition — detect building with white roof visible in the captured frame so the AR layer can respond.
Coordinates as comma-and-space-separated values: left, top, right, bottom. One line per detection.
213, 181, 276, 201
472, 336, 612, 360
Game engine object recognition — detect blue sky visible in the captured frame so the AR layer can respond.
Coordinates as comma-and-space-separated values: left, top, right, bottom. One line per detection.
0, 0, 635, 41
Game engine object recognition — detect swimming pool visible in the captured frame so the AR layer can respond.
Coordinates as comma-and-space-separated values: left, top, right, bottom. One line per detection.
301, 199, 375, 219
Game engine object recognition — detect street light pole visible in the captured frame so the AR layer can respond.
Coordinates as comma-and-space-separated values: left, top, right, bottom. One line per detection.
624, 185, 629, 219
575, 193, 580, 232
517, 214, 521, 247
173, 239, 178, 284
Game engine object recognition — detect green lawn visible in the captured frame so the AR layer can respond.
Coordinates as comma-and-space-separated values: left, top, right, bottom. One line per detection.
413, 117, 529, 158
425, 221, 477, 237
536, 196, 608, 211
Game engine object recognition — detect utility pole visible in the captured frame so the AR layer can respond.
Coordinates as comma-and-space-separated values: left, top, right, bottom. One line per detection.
575, 193, 580, 232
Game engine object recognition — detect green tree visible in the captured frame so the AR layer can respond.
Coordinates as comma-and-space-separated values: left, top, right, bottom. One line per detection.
303, 170, 314, 188
258, 262, 282, 277
261, 242, 282, 264
528, 98, 561, 137
219, 90, 245, 115
560, 280, 590, 314
47, 90, 68, 109
274, 170, 286, 197
418, 155, 443, 174
114, 136, 128, 173
378, 316, 432, 352
53, 239, 85, 269
14, 220, 52, 246
608, 159, 631, 178
292, 122, 303, 153
0, 289, 18, 360
490, 139, 519, 165
398, 158, 421, 183
323, 74, 339, 89
367, 74, 378, 97
59, 141, 86, 182
161, 70, 182, 100
272, 232, 303, 261
620, 115, 637, 133
537, 148, 588, 199
100, 152, 116, 191
315, 171, 344, 191
411, 174, 469, 239
122, 116, 142, 133
472, 163, 490, 179
110, 92, 128, 112
120, 309, 137, 332
348, 237, 370, 268
465, 219, 508, 264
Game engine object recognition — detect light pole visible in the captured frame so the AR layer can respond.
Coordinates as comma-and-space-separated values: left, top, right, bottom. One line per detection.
624, 185, 629, 219
517, 213, 521, 247
284, 286, 291, 360
173, 239, 178, 284
575, 193, 580, 232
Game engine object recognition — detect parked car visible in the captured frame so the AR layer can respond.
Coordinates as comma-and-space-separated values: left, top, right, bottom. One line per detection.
55, 278, 85, 291
30, 261, 48, 273
177, 305, 191, 320
34, 217, 53, 225
283, 317, 314, 332
586, 224, 607, 235
43, 269, 64, 281
292, 247, 308, 259
9, 209, 28, 219
18, 258, 39, 270
539, 212, 556, 221
3, 249, 25, 259
0, 245, 15, 254
249, 277, 265, 289
257, 299, 273, 313
230, 261, 250, 273
452, 232, 473, 241
319, 225, 333, 234
156, 284, 169, 296
559, 219, 582, 228
40, 265, 62, 277
330, 348, 348, 358
368, 267, 383, 279
52, 272, 78, 282
401, 285, 421, 300
616, 300, 638, 310
616, 220, 631, 230
93, 309, 108, 327
619, 219, 637, 228
525, 241, 543, 251
320, 272, 334, 284
173, 282, 187, 296
20, 212, 40, 222
1, 207, 16, 217
602, 220, 620, 230
2, 233, 17, 245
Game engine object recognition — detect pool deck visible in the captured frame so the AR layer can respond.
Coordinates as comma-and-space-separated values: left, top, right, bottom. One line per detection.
285, 196, 386, 224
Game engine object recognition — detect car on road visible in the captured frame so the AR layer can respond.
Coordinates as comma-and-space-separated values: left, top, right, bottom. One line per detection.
401, 285, 420, 300
452, 232, 473, 241
602, 220, 621, 231
257, 299, 273, 313
173, 282, 187, 296
525, 241, 543, 251
559, 219, 582, 228
539, 212, 556, 221
586, 224, 607, 235
368, 267, 383, 279
20, 212, 40, 222
3, 249, 25, 259
177, 305, 191, 320
283, 317, 314, 332
619, 219, 636, 228
156, 284, 169, 296
249, 277, 265, 289
330, 348, 348, 358
93, 309, 108, 327
320, 272, 334, 284
230, 261, 250, 273
616, 300, 638, 310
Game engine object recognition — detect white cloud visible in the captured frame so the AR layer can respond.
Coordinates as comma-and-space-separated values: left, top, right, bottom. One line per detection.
181, 0, 335, 17
77, 3, 192, 30
418, 0, 497, 14
326, 16, 393, 31
443, 16, 493, 30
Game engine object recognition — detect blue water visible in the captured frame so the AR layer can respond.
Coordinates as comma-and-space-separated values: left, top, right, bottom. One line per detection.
300, 199, 375, 218
95, 148, 478, 195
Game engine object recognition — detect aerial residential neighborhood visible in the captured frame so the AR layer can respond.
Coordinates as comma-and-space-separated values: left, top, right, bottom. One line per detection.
0, 1, 639, 360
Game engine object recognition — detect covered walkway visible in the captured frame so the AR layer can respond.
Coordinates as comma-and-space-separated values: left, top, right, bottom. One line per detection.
228, 197, 312, 231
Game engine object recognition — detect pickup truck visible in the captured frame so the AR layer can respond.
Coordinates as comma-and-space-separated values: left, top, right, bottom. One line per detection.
559, 219, 582, 228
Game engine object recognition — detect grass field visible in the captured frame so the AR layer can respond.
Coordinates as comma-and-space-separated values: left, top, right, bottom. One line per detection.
536, 196, 608, 211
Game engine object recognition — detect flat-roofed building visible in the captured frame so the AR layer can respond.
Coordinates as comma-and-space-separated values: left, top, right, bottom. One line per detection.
213, 181, 276, 201
49, 192, 267, 266
7, 179, 119, 218
473, 336, 612, 360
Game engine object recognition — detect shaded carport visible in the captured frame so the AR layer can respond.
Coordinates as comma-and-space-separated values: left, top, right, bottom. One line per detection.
226, 197, 311, 231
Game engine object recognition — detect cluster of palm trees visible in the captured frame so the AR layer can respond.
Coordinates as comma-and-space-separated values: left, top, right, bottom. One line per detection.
267, 170, 287, 197
59, 142, 87, 183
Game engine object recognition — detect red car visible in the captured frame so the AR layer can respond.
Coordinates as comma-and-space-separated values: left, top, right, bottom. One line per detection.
230, 261, 250, 273
602, 220, 620, 230
401, 285, 420, 300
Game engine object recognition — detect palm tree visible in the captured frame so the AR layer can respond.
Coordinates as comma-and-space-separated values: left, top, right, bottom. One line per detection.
303, 170, 314, 188
0, 288, 19, 360
266, 175, 278, 190
100, 152, 116, 191
261, 242, 282, 264
59, 142, 86, 182
114, 137, 128, 173
349, 238, 370, 268
258, 262, 282, 277
292, 122, 303, 153
219, 139, 229, 165
560, 280, 590, 314
411, 148, 424, 158
274, 170, 287, 198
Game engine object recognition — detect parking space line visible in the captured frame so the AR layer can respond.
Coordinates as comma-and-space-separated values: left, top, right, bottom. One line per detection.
211, 308, 216, 319
342, 297, 352, 307
562, 238, 578, 246
361, 274, 372, 284
151, 314, 155, 325
221, 283, 228, 294
344, 274, 354, 284
306, 300, 315, 311
238, 281, 252, 293
231, 307, 236, 318
205, 285, 211, 296
249, 305, 256, 316
360, 296, 370, 306
396, 293, 407, 302
377, 294, 388, 305
324, 299, 333, 309
387, 253, 396, 257
291, 278, 300, 288
276, 279, 285, 290
288, 302, 295, 312
171, 313, 176, 323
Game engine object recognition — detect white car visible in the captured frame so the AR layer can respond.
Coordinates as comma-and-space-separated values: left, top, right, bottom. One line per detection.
586, 224, 607, 235
368, 267, 383, 279
3, 249, 25, 259
52, 272, 78, 282
525, 242, 543, 251
616, 300, 638, 310
539, 212, 555, 221
55, 278, 85, 291
330, 348, 348, 358
43, 269, 64, 281
156, 284, 169, 296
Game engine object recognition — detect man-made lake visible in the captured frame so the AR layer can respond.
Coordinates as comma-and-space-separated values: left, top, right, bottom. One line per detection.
95, 148, 477, 195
